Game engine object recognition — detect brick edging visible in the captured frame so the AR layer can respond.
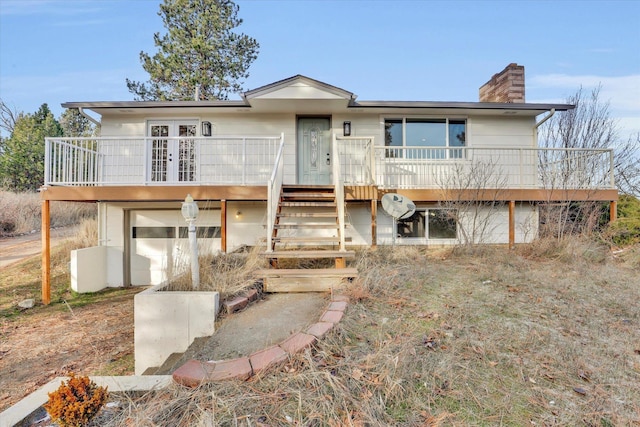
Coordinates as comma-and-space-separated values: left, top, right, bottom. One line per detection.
172, 294, 349, 387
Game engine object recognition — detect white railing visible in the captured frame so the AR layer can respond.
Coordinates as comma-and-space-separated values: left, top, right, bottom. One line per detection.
45, 136, 283, 186
266, 133, 286, 252
332, 134, 346, 251
370, 146, 614, 190
45, 136, 615, 192
335, 136, 375, 185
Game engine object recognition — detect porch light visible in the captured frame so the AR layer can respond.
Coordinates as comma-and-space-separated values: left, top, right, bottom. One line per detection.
201, 121, 212, 136
181, 194, 199, 221
181, 194, 200, 289
343, 121, 351, 136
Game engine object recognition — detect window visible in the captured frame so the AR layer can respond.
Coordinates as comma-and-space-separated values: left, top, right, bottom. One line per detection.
133, 226, 221, 239
396, 209, 457, 240
132, 227, 176, 239
427, 209, 457, 239
178, 226, 221, 238
384, 118, 466, 158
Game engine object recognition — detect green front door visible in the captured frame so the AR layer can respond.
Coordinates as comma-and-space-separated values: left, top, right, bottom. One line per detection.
297, 117, 331, 185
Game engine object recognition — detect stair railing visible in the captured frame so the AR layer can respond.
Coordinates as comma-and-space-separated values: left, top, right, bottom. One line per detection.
332, 133, 347, 252
266, 133, 285, 253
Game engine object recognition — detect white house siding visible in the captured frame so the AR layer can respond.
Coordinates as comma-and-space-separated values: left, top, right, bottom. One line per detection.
468, 116, 538, 188
344, 202, 373, 246
468, 116, 536, 149
225, 202, 268, 249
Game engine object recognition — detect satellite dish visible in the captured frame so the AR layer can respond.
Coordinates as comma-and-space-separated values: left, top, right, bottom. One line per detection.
381, 193, 416, 220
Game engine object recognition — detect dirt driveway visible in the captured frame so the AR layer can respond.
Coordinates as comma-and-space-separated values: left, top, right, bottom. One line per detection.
0, 227, 77, 269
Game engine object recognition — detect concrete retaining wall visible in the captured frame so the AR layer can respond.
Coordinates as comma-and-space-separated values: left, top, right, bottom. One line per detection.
134, 284, 219, 375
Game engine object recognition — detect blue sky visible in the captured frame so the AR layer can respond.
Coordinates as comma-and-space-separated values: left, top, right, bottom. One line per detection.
1, 0, 639, 139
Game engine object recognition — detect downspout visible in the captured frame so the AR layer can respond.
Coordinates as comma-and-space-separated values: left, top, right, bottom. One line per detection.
78, 107, 101, 127
535, 108, 555, 129
533, 108, 555, 146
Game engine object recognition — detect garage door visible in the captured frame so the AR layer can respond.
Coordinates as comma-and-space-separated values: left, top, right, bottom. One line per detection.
130, 209, 221, 286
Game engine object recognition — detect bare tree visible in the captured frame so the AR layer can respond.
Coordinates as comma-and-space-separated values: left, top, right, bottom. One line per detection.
538, 85, 638, 196
436, 158, 509, 246
536, 85, 634, 238
614, 133, 640, 197
0, 100, 19, 136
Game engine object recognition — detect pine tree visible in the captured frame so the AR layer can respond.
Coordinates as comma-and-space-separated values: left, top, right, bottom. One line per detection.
59, 108, 96, 137
126, 0, 259, 101
0, 104, 63, 191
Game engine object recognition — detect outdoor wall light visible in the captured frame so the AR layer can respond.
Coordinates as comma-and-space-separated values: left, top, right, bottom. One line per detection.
235, 210, 242, 219
201, 121, 212, 136
343, 121, 351, 136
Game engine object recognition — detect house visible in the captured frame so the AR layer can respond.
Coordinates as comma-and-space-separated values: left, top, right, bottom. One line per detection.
40, 64, 617, 300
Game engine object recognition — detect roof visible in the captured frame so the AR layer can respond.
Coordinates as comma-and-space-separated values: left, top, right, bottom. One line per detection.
61, 75, 574, 115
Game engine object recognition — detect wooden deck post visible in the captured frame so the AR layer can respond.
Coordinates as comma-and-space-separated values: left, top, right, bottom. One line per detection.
41, 200, 51, 305
508, 200, 515, 250
609, 200, 617, 223
221, 199, 227, 253
371, 199, 377, 247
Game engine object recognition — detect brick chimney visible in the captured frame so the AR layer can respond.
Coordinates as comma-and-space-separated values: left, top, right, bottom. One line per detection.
479, 63, 525, 103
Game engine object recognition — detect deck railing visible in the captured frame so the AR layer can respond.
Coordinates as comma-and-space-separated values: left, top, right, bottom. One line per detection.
45, 136, 614, 191
45, 136, 283, 186
335, 136, 375, 185
332, 134, 347, 251
371, 146, 614, 190
266, 134, 286, 252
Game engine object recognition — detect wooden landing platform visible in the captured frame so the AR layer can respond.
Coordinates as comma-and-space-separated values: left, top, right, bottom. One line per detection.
255, 268, 358, 293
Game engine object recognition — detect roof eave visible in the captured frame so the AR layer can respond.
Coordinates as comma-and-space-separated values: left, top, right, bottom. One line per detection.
351, 101, 575, 111
60, 100, 250, 110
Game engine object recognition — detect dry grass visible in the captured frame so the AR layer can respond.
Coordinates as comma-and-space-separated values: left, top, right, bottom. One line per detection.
98, 240, 640, 426
0, 190, 96, 236
165, 246, 268, 300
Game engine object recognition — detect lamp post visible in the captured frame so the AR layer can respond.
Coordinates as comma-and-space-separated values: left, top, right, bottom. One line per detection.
181, 194, 199, 289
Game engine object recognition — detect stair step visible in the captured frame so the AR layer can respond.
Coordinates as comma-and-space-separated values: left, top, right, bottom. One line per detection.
255, 268, 358, 292
280, 201, 336, 207
275, 223, 338, 229
274, 236, 340, 243
282, 194, 335, 201
255, 268, 358, 278
278, 212, 337, 218
283, 185, 334, 190
264, 250, 355, 259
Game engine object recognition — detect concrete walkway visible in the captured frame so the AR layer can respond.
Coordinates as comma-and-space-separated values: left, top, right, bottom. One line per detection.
167, 292, 350, 387
155, 292, 331, 375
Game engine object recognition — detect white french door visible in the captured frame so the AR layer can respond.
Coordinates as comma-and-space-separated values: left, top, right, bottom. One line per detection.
147, 120, 198, 182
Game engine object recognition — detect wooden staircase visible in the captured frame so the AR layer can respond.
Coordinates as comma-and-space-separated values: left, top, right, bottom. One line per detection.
257, 185, 357, 292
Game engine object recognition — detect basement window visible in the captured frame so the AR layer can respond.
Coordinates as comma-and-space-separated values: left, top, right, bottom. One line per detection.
396, 209, 457, 240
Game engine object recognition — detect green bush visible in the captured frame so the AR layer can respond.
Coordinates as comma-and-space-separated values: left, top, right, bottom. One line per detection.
606, 195, 640, 246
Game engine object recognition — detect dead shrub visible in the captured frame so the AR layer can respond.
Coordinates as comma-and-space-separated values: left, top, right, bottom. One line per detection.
44, 374, 108, 427
517, 235, 609, 265
166, 246, 267, 300
0, 190, 96, 236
